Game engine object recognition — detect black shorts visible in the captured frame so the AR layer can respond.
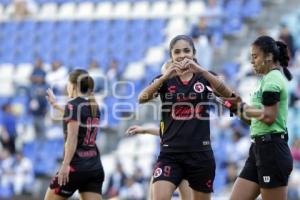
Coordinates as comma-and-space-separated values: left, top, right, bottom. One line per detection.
152, 151, 215, 193
49, 168, 105, 198
239, 136, 293, 188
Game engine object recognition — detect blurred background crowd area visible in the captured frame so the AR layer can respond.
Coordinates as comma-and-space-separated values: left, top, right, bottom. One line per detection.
1, 0, 300, 199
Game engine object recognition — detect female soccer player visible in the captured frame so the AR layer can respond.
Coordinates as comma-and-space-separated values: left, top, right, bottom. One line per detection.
44, 69, 104, 200
228, 36, 293, 200
138, 35, 234, 200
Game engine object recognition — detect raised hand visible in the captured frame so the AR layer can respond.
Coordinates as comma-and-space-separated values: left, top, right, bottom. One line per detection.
126, 125, 145, 135
183, 58, 207, 74
162, 62, 178, 79
161, 60, 173, 73
173, 58, 190, 75
46, 88, 57, 107
46, 88, 64, 113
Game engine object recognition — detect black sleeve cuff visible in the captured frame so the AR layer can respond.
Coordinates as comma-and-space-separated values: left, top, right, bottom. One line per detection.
262, 91, 280, 106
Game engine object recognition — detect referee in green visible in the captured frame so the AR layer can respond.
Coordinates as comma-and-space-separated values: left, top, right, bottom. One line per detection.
229, 36, 293, 200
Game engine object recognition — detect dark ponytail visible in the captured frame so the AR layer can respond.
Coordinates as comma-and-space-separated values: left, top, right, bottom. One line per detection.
81, 75, 99, 118
253, 35, 293, 81
69, 69, 99, 118
86, 76, 99, 118
276, 41, 292, 81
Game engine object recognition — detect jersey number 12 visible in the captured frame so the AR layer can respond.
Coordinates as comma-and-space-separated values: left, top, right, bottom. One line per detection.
84, 117, 99, 146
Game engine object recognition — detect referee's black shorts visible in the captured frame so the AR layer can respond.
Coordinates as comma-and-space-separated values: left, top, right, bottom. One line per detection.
49, 168, 104, 198
239, 134, 293, 188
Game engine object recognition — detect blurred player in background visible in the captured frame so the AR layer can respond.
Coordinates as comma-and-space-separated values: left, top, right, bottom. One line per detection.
0, 103, 17, 154
44, 69, 104, 200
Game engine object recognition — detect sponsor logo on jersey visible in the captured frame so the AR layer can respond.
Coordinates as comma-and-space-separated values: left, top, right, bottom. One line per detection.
68, 103, 74, 110
193, 82, 205, 93
153, 168, 163, 178
168, 85, 176, 93
206, 179, 212, 188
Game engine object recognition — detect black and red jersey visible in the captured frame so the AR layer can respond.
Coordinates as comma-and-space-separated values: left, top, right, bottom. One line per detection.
156, 74, 213, 152
63, 97, 101, 171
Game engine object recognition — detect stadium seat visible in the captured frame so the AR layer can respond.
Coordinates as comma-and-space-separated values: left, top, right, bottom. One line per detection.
22, 141, 39, 162
223, 16, 242, 35
150, 1, 168, 18
95, 2, 113, 19
0, 0, 10, 6
214, 167, 227, 193
223, 0, 242, 18
144, 47, 165, 66
165, 18, 188, 40
92, 20, 110, 36
242, 0, 262, 18
58, 2, 76, 19
0, 4, 5, 19
112, 1, 131, 19
222, 62, 239, 79
2, 21, 19, 34
14, 64, 34, 86
75, 20, 92, 34
130, 19, 147, 32
187, 1, 205, 17
110, 19, 128, 34
123, 61, 145, 81
34, 158, 57, 176
76, 2, 95, 19
116, 137, 137, 157
56, 20, 74, 34
103, 96, 120, 127
20, 21, 36, 33
0, 185, 13, 199
44, 139, 63, 159
131, 1, 151, 18
149, 19, 165, 30
38, 3, 58, 20
70, 49, 90, 68
36, 21, 55, 34
0, 96, 9, 107
169, 1, 187, 17
145, 63, 162, 81
212, 31, 224, 48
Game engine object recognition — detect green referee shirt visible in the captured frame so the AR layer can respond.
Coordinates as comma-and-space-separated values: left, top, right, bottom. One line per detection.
250, 69, 288, 137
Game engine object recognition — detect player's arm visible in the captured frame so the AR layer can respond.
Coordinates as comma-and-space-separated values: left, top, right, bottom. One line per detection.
224, 95, 278, 126
46, 88, 64, 114
184, 59, 233, 97
126, 125, 159, 136
138, 65, 177, 103
238, 102, 279, 126
58, 120, 79, 186
202, 71, 233, 98
63, 121, 79, 165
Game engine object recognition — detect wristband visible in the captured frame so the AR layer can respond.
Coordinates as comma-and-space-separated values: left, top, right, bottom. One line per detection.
239, 102, 246, 115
